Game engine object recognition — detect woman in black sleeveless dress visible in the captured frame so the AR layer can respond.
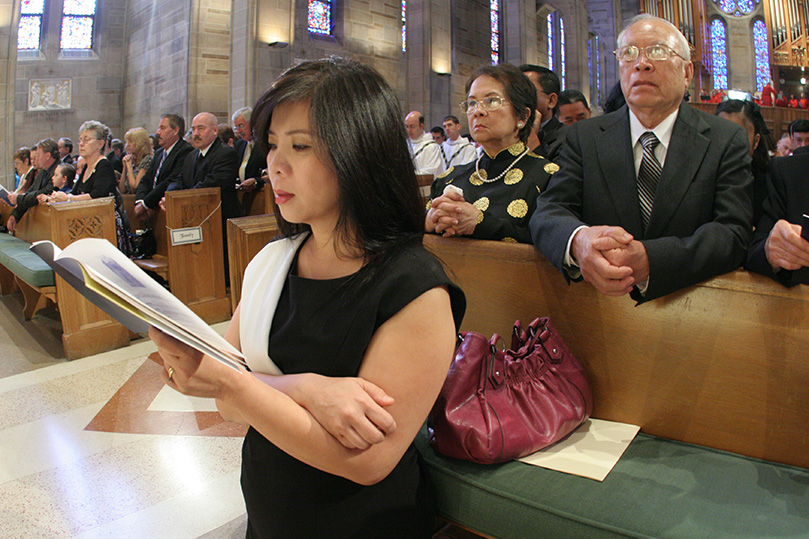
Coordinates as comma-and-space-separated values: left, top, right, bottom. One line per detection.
150, 58, 465, 538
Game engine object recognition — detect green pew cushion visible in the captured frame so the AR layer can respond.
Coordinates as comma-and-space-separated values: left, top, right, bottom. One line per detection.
416, 427, 809, 538
0, 236, 55, 288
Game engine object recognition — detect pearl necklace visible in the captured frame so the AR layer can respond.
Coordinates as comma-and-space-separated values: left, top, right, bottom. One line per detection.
474, 147, 530, 183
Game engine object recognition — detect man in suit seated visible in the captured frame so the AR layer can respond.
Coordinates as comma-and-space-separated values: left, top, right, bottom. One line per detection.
166, 112, 240, 223
57, 137, 74, 164
530, 14, 753, 304
745, 120, 809, 286
5, 138, 60, 233
519, 64, 567, 162
134, 113, 193, 225
232, 106, 267, 193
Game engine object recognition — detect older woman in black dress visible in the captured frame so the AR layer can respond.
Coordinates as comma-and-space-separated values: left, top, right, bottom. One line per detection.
149, 58, 465, 538
426, 63, 558, 244
50, 120, 132, 255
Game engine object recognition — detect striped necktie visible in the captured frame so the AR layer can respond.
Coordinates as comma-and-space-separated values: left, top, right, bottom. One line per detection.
637, 131, 661, 229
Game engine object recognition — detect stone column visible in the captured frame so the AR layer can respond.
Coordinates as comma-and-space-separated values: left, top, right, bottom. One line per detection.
406, 0, 452, 128
0, 0, 17, 188
502, 0, 537, 65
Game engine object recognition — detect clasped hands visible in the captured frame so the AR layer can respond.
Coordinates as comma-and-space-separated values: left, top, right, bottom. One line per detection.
765, 219, 809, 271
426, 189, 479, 237
571, 225, 650, 297
37, 191, 70, 204
150, 327, 396, 451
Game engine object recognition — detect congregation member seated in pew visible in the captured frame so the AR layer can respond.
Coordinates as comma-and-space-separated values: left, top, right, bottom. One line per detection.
133, 114, 193, 226
556, 89, 592, 126
57, 137, 74, 164
519, 64, 567, 162
232, 106, 267, 194
218, 123, 236, 147
715, 99, 773, 224
12, 147, 36, 194
531, 14, 753, 304
120, 127, 154, 194
426, 63, 556, 244
37, 163, 75, 203
745, 122, 809, 287
49, 121, 133, 256
149, 57, 465, 538
6, 139, 59, 233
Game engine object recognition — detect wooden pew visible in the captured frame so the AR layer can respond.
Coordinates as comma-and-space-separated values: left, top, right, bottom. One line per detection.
14, 198, 130, 359
237, 185, 273, 217
416, 174, 434, 206
423, 235, 809, 469
226, 214, 278, 313
132, 188, 231, 324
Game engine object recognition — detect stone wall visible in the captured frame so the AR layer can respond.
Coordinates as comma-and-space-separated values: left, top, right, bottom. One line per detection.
14, 0, 127, 152
1, 0, 16, 189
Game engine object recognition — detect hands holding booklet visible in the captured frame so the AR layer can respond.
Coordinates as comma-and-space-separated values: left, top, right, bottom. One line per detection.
31, 238, 261, 373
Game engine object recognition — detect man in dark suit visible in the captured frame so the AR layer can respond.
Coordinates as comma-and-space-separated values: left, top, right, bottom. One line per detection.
6, 139, 59, 233
519, 64, 567, 163
530, 14, 753, 304
134, 113, 193, 224
167, 112, 240, 222
232, 107, 268, 215
745, 123, 809, 286
57, 137, 74, 164
106, 138, 124, 175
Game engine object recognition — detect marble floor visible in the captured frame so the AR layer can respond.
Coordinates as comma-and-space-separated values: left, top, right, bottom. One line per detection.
0, 295, 249, 539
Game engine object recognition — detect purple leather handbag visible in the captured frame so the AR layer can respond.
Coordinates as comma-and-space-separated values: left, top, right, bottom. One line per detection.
428, 317, 593, 464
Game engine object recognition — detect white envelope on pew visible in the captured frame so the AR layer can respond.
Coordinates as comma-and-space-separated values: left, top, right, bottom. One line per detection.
518, 419, 640, 482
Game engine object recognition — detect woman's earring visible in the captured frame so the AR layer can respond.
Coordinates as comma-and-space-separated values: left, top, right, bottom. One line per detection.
517, 122, 525, 128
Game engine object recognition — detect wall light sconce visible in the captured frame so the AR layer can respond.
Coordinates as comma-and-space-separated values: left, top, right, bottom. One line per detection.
436, 72, 451, 77
268, 41, 289, 49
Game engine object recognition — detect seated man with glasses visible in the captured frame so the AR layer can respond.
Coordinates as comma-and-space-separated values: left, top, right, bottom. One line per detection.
425, 63, 555, 244
530, 14, 753, 303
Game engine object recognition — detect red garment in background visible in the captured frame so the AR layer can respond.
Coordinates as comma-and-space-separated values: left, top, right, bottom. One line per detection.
761, 84, 775, 106
789, 98, 799, 108
775, 97, 788, 107
801, 98, 809, 109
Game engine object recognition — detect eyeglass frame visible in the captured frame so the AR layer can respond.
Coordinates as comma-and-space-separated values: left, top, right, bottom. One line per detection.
459, 95, 511, 114
613, 43, 689, 63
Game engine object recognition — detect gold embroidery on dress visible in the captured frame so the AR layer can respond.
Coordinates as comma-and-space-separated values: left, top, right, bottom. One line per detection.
507, 199, 528, 218
426, 199, 432, 210
501, 237, 518, 243
475, 211, 484, 224
473, 197, 490, 212
470, 169, 487, 186
504, 168, 523, 185
436, 166, 454, 179
544, 162, 560, 174
507, 141, 527, 156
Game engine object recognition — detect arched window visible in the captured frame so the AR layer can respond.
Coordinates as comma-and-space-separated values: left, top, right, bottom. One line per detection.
308, 0, 332, 36
60, 0, 97, 50
17, 0, 45, 51
490, 0, 500, 64
589, 34, 601, 108
710, 18, 728, 89
752, 18, 770, 91
401, 0, 406, 52
713, 0, 760, 17
546, 11, 565, 89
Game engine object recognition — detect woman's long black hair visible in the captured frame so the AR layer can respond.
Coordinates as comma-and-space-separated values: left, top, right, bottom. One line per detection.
252, 56, 424, 274
715, 99, 773, 173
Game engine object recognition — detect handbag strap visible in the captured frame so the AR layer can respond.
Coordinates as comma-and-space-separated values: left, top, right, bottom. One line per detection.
486, 334, 506, 388
528, 317, 564, 363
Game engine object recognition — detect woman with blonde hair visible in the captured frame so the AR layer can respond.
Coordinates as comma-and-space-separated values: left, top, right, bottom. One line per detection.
121, 127, 154, 194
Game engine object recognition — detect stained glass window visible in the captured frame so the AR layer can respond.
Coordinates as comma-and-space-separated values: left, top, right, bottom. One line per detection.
547, 14, 554, 73
490, 0, 500, 64
753, 19, 770, 91
308, 0, 332, 36
710, 19, 728, 90
559, 15, 566, 90
60, 0, 96, 49
714, 0, 759, 16
401, 1, 406, 52
18, 0, 45, 51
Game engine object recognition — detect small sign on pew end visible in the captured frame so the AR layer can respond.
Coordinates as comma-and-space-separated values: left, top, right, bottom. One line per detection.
170, 227, 203, 246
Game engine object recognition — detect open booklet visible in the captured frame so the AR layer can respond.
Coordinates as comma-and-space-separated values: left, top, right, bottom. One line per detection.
0, 186, 15, 207
31, 238, 255, 372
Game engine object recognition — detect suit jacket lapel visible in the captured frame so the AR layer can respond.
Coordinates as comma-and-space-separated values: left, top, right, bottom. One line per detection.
646, 104, 709, 237
595, 107, 645, 237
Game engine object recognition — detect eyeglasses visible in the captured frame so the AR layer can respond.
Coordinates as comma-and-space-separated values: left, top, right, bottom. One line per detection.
459, 96, 510, 114
613, 44, 688, 63
78, 136, 101, 145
